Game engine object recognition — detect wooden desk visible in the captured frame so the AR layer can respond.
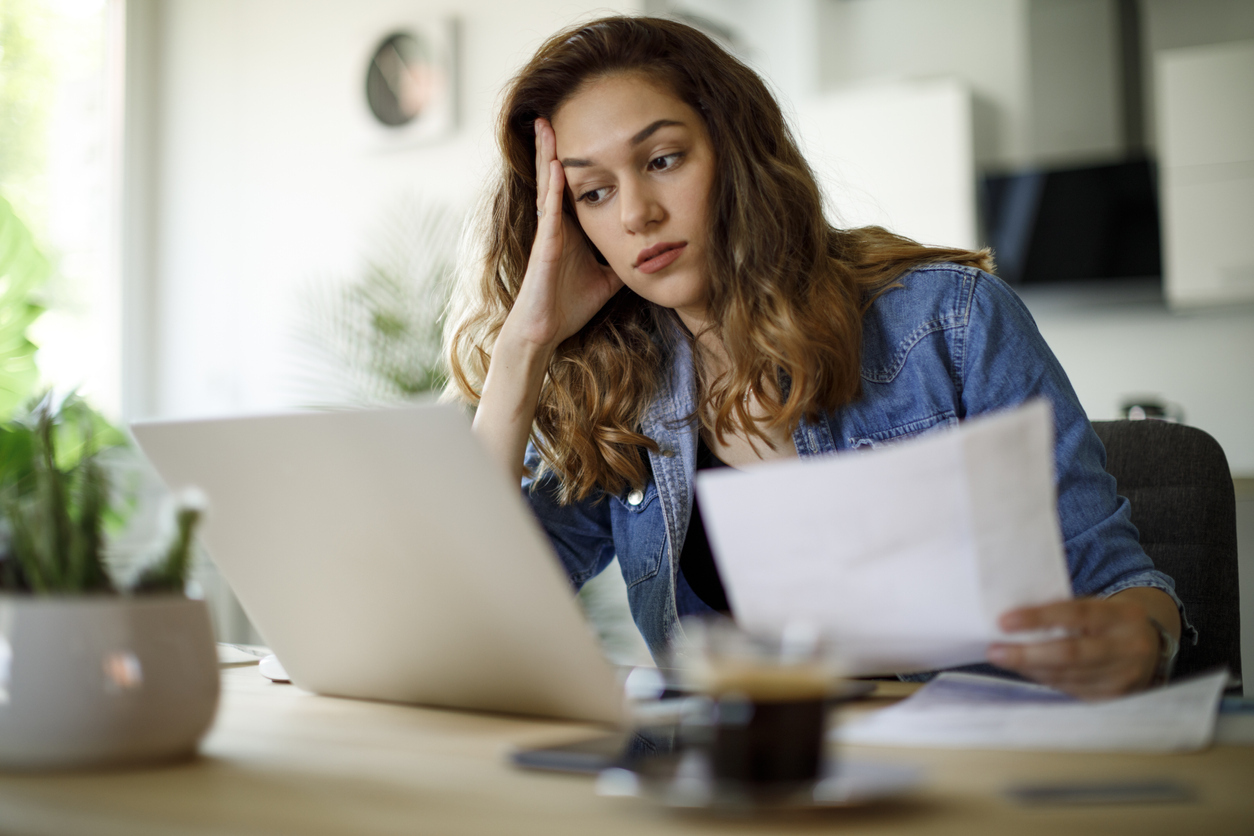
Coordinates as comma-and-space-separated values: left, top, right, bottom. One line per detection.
0, 664, 1250, 835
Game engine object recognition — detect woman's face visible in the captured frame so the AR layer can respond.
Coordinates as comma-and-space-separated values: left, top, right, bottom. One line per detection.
551, 72, 716, 331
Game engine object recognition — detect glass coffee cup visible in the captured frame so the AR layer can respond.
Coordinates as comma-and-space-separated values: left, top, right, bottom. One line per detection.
677, 619, 843, 788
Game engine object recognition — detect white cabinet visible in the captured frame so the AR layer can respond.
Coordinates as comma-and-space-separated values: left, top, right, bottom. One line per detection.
796, 78, 978, 251
1157, 40, 1254, 308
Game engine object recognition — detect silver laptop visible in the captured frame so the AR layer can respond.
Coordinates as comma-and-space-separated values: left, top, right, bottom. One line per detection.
131, 403, 624, 725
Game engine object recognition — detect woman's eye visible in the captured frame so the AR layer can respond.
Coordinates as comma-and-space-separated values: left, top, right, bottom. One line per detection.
647, 152, 683, 172
577, 187, 610, 205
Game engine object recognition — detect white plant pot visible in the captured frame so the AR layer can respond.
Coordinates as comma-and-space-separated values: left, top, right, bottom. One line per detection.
0, 594, 220, 770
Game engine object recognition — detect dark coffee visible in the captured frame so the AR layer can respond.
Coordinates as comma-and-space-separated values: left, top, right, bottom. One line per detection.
709, 694, 826, 784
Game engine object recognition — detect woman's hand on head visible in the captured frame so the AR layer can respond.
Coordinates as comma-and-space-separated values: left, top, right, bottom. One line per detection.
503, 118, 623, 353
986, 589, 1179, 699
472, 119, 622, 482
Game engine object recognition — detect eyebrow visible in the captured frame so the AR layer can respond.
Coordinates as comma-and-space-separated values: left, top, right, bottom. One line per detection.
560, 119, 686, 168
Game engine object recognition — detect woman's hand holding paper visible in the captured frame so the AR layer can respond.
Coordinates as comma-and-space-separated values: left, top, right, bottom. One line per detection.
988, 588, 1181, 698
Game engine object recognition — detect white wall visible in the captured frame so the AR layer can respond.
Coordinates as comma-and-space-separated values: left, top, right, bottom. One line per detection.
797, 79, 979, 249
1021, 288, 1254, 473
143, 0, 641, 420
1026, 0, 1123, 165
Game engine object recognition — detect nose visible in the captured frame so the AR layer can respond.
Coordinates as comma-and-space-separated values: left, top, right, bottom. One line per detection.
620, 178, 665, 233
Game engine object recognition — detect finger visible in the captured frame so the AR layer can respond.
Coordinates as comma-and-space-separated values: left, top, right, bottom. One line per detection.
1027, 661, 1135, 687
987, 635, 1116, 672
1033, 673, 1135, 700
998, 600, 1087, 632
539, 160, 564, 243
989, 653, 1122, 698
1015, 659, 1146, 699
999, 598, 1124, 634
535, 118, 552, 214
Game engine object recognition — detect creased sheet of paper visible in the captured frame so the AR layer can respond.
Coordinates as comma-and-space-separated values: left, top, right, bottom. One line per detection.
696, 400, 1073, 675
834, 670, 1228, 752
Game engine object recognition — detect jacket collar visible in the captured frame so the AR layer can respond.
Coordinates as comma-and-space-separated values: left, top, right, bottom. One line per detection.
640, 327, 699, 583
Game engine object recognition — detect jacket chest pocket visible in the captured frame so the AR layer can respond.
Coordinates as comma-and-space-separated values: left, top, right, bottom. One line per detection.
611, 484, 666, 588
847, 410, 959, 450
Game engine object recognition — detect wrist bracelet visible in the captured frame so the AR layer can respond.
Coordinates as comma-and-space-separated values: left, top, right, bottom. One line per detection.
1148, 617, 1179, 687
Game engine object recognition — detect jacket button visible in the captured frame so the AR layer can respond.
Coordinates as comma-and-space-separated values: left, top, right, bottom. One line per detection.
627, 489, 644, 506
661, 449, 676, 458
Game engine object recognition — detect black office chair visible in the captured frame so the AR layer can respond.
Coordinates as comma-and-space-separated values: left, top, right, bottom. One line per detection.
1091, 420, 1242, 687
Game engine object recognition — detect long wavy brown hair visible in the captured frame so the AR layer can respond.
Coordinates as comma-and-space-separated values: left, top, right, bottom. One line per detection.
446, 16, 992, 504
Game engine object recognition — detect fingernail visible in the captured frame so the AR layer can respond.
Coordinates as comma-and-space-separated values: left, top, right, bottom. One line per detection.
987, 646, 1009, 664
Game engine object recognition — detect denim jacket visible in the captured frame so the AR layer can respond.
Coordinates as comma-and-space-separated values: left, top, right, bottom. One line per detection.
522, 265, 1191, 665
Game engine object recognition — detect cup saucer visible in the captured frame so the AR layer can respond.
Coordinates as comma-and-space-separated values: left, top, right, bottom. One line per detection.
596, 749, 923, 812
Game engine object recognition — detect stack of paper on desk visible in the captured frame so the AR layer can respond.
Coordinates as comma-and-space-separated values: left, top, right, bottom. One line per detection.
697, 400, 1073, 675
835, 670, 1230, 752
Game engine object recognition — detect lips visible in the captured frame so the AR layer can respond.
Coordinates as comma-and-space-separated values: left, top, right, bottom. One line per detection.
635, 241, 687, 274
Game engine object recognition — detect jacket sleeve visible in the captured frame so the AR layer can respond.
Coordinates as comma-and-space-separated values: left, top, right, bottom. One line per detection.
958, 273, 1194, 641
520, 441, 617, 590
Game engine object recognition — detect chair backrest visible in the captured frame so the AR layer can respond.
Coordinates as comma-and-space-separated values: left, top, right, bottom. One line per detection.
1091, 420, 1241, 684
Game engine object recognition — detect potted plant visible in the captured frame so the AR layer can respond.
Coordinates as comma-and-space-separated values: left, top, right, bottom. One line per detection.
0, 196, 217, 770
0, 394, 218, 769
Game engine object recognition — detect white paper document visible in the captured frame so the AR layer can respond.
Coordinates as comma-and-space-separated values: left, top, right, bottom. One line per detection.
835, 670, 1229, 752
696, 400, 1073, 675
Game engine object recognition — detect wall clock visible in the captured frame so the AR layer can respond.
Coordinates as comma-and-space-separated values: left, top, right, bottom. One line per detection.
362, 20, 458, 146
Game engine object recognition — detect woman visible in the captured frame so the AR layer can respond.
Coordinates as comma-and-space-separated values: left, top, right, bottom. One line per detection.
447, 16, 1189, 697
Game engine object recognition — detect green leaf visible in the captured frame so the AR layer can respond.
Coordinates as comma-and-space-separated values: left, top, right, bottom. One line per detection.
291, 199, 459, 407
0, 394, 120, 593
0, 423, 38, 490
132, 503, 201, 594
